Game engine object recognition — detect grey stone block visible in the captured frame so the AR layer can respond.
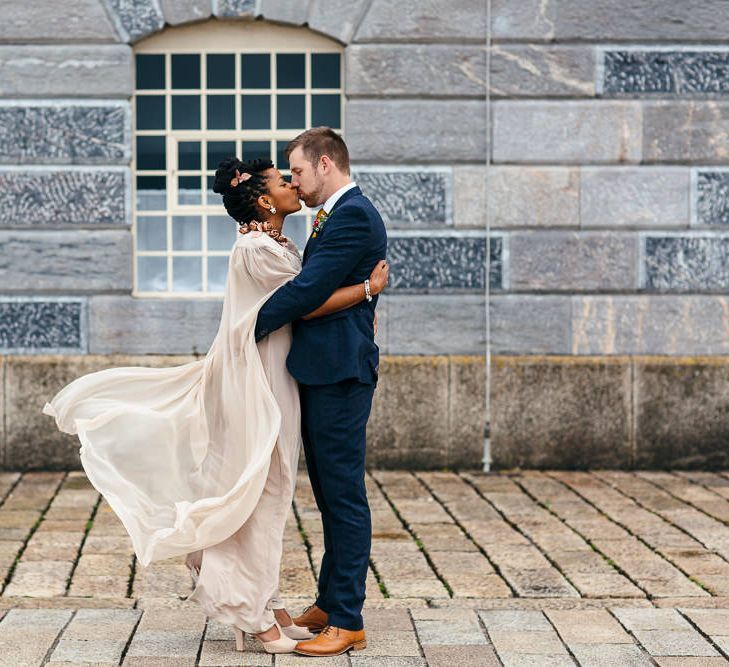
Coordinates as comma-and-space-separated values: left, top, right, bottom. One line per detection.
491, 357, 633, 469
104, 0, 164, 43
307, 0, 369, 44
160, 0, 211, 25
571, 296, 729, 355
643, 102, 729, 163
214, 0, 257, 18
644, 236, 729, 291
386, 234, 498, 292
0, 103, 130, 165
454, 167, 487, 229
603, 51, 729, 97
0, 1, 119, 42
89, 296, 222, 354
4, 355, 195, 470
0, 230, 132, 292
353, 169, 450, 228
0, 168, 129, 227
355, 0, 486, 42
580, 168, 690, 229
634, 358, 729, 469
448, 356, 486, 469
492, 0, 729, 41
696, 171, 729, 226
490, 296, 572, 355
487, 167, 579, 229
509, 232, 638, 291
259, 0, 309, 24
493, 101, 642, 164
385, 295, 485, 355
346, 45, 485, 97
0, 299, 86, 354
0, 45, 132, 98
491, 45, 594, 97
347, 100, 487, 163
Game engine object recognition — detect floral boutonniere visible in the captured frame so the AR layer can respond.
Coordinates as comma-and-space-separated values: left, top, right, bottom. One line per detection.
311, 209, 329, 238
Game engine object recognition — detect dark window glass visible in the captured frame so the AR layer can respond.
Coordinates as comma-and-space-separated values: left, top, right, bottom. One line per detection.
241, 54, 270, 89
277, 53, 305, 88
136, 136, 166, 170
242, 141, 271, 162
171, 54, 200, 89
178, 141, 201, 170
276, 141, 289, 170
171, 95, 201, 129
207, 54, 235, 89
207, 141, 236, 170
312, 53, 340, 88
136, 175, 166, 211
178, 176, 202, 206
136, 54, 165, 89
277, 94, 305, 129
242, 95, 271, 129
312, 94, 341, 128
136, 95, 165, 130
206, 95, 236, 130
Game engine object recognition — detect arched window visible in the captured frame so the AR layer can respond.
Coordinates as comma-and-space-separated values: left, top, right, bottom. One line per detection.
133, 21, 344, 296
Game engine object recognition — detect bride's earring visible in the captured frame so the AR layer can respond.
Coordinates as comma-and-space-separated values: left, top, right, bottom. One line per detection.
269, 206, 277, 214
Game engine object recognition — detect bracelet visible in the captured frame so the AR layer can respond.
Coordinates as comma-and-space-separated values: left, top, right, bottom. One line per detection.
364, 279, 373, 302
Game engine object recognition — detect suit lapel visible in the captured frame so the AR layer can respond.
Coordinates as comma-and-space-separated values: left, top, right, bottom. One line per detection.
302, 186, 362, 264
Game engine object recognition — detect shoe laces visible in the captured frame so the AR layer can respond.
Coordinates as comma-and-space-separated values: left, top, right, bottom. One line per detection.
321, 625, 337, 637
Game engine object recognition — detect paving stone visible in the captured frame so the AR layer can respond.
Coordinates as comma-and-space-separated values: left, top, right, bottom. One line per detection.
497, 656, 575, 667
51, 638, 128, 663
633, 629, 719, 657
126, 630, 202, 658
198, 639, 270, 666
362, 608, 414, 632
3, 559, 73, 597
276, 655, 349, 666
414, 609, 487, 645
353, 630, 421, 657
0, 608, 72, 666
350, 659, 426, 667
546, 609, 633, 645
569, 643, 653, 666
488, 629, 569, 654
423, 644, 500, 666
123, 657, 196, 666
479, 610, 553, 632
680, 608, 729, 635
654, 659, 729, 666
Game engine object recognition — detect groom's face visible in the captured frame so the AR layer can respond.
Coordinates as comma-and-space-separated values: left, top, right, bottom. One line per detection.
288, 146, 325, 208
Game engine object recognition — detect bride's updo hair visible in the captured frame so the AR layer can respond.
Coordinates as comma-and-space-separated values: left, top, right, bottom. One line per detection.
212, 156, 274, 225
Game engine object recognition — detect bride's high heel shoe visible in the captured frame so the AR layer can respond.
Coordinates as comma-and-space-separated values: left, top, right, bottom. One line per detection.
280, 621, 314, 640
233, 622, 297, 654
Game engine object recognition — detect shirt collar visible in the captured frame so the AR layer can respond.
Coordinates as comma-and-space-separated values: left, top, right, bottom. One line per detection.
321, 182, 357, 215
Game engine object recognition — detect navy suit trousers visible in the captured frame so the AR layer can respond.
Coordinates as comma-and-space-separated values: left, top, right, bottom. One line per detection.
299, 378, 375, 631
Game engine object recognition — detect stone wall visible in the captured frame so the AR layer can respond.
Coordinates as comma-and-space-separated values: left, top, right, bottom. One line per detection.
2, 1, 729, 468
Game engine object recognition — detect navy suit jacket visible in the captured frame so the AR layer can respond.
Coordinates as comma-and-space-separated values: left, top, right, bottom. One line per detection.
254, 186, 388, 386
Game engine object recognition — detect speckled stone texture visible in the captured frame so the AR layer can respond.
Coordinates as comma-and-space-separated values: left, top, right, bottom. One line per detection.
105, 0, 164, 43
214, 0, 257, 18
386, 235, 500, 292
604, 51, 729, 96
696, 172, 729, 226
644, 236, 729, 291
354, 170, 450, 228
0, 300, 86, 353
0, 104, 129, 165
0, 169, 128, 226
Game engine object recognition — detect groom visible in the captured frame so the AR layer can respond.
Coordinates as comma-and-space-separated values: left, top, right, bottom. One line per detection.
254, 127, 387, 656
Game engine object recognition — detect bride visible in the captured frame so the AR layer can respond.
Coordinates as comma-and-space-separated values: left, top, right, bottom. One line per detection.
44, 156, 388, 654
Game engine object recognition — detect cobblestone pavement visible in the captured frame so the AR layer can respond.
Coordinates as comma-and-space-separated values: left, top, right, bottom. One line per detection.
2, 470, 729, 665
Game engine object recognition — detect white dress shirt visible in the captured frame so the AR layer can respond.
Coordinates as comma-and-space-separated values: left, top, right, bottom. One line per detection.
321, 181, 358, 215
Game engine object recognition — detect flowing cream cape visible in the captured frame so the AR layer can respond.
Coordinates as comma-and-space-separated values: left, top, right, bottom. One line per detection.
44, 233, 300, 567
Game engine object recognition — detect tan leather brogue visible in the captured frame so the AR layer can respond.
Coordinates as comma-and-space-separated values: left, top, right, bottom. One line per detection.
294, 625, 366, 656
292, 604, 328, 633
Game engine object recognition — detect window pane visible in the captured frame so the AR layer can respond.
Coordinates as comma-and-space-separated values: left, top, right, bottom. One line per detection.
138, 256, 167, 292
207, 141, 236, 171
242, 141, 271, 162
277, 53, 305, 88
206, 175, 218, 206
277, 94, 305, 129
241, 53, 270, 89
208, 256, 229, 292
242, 95, 271, 129
178, 141, 201, 170
208, 215, 236, 250
136, 136, 166, 171
285, 215, 308, 250
136, 95, 165, 130
276, 141, 288, 170
172, 54, 200, 89
207, 54, 235, 89
137, 216, 167, 251
172, 257, 202, 292
312, 94, 341, 128
312, 53, 340, 88
172, 215, 202, 250
206, 95, 236, 130
172, 95, 201, 129
137, 175, 166, 211
178, 176, 202, 206
136, 54, 165, 90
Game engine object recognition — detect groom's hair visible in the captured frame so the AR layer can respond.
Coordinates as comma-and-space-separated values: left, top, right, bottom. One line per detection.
285, 127, 350, 175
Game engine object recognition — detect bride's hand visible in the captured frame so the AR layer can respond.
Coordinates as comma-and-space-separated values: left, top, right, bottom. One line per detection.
368, 260, 389, 295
